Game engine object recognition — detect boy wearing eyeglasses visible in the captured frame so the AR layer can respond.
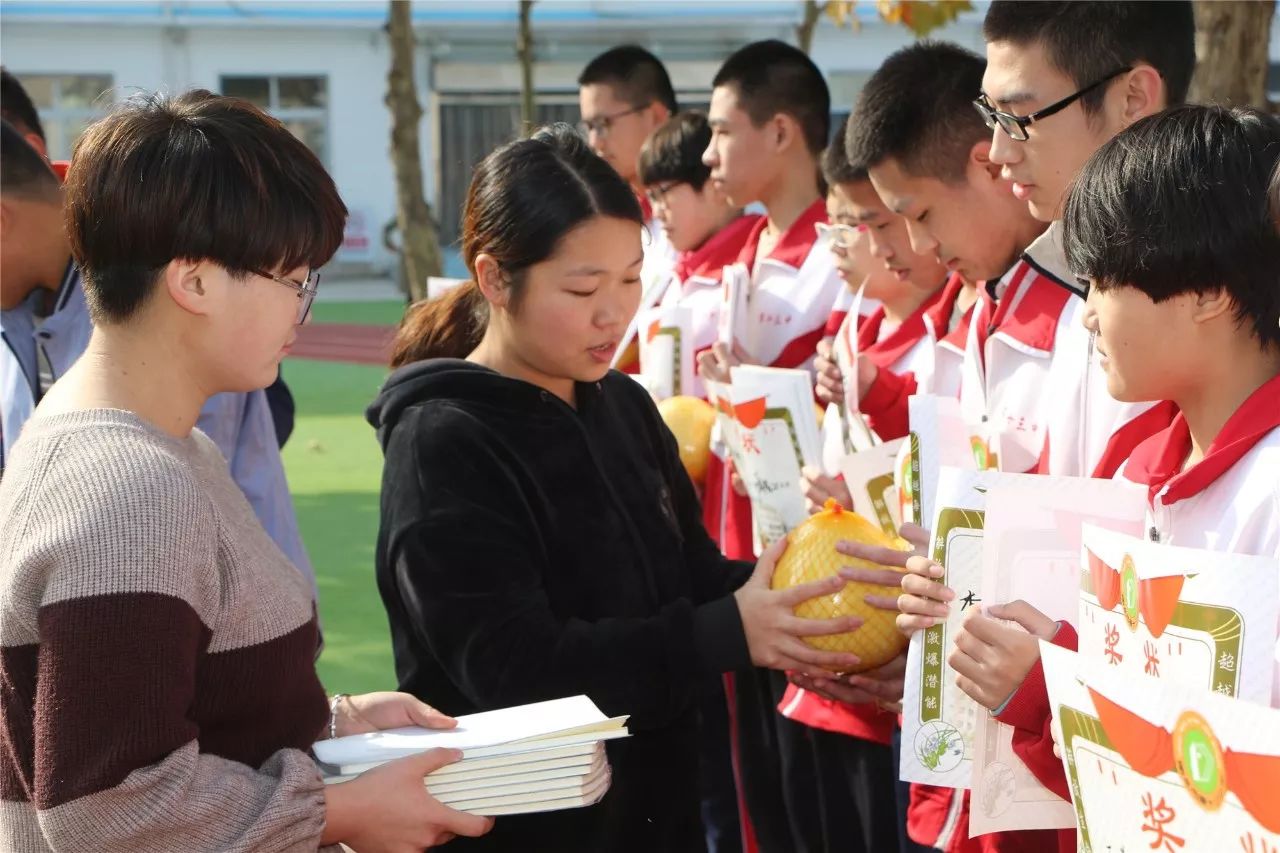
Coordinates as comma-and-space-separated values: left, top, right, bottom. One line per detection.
0, 118, 317, 596
894, 5, 1197, 852
635, 110, 759, 402
579, 45, 680, 370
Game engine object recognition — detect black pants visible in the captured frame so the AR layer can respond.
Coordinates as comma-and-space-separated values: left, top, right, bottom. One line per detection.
697, 673, 743, 853
809, 727, 899, 853
732, 667, 824, 853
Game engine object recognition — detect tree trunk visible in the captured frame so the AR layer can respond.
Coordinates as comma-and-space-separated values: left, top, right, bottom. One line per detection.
796, 0, 822, 54
1187, 0, 1276, 108
385, 0, 441, 303
518, 1, 536, 133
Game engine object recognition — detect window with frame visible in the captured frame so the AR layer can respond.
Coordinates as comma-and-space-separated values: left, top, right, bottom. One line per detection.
13, 73, 114, 161
219, 75, 329, 164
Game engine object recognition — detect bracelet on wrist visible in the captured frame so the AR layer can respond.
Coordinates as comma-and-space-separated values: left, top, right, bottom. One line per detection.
328, 693, 350, 739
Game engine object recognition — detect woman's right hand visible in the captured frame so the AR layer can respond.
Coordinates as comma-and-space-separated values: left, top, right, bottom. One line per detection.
897, 555, 955, 636
322, 748, 494, 851
733, 538, 864, 677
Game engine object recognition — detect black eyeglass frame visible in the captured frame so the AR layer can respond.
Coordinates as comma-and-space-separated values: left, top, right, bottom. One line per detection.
973, 66, 1133, 142
576, 103, 652, 139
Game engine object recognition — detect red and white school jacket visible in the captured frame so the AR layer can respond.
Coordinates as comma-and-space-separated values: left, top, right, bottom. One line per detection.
962, 224, 1171, 476
652, 214, 763, 401
857, 273, 968, 441
986, 374, 1280, 853
703, 201, 845, 564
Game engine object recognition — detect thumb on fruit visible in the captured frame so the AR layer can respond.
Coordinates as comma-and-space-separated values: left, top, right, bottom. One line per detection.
986, 600, 1057, 640
746, 537, 789, 588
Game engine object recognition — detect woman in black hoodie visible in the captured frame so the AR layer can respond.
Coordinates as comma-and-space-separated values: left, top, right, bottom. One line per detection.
367, 125, 864, 852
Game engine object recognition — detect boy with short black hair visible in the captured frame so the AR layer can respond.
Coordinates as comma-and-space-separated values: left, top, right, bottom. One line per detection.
698, 40, 877, 853
579, 44, 680, 338
636, 110, 759, 401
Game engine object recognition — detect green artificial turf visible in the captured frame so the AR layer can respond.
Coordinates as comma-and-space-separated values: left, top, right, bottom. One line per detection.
279, 357, 396, 695
309, 299, 407, 327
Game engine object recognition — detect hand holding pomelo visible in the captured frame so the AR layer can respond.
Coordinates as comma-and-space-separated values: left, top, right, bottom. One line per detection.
770, 499, 911, 673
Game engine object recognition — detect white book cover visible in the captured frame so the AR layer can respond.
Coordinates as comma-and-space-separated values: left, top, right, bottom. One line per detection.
313, 695, 628, 772
837, 439, 906, 537
830, 284, 879, 452
967, 476, 1147, 837
900, 467, 1000, 788
903, 395, 983, 529
1078, 525, 1279, 705
638, 302, 695, 400
1042, 642, 1280, 853
726, 365, 822, 553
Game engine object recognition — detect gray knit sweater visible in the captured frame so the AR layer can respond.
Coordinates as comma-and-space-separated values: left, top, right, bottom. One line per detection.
0, 409, 335, 852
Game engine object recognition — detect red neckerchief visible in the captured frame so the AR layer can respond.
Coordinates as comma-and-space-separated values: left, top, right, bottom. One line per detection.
636, 192, 654, 223
855, 282, 948, 370
672, 214, 764, 284
985, 258, 1072, 353
734, 198, 828, 270
1124, 373, 1280, 506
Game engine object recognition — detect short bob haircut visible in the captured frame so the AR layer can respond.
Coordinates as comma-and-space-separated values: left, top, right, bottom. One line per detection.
712, 39, 830, 156
64, 89, 347, 325
637, 110, 714, 191
845, 41, 988, 184
1062, 105, 1280, 349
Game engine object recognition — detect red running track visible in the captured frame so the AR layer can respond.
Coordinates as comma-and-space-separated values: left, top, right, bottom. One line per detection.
290, 323, 395, 366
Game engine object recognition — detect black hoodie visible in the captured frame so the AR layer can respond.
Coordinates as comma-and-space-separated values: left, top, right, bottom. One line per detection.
367, 359, 753, 852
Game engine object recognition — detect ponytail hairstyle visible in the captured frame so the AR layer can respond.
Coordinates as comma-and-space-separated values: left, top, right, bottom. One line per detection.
391, 123, 644, 368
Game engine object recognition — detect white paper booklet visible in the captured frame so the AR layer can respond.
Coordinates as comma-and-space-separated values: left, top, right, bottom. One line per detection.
900, 466, 1000, 788
313, 695, 629, 773
1078, 525, 1279, 705
830, 284, 879, 452
837, 438, 907, 537
1042, 641, 1280, 853
725, 364, 822, 553
967, 476, 1147, 837
637, 302, 695, 400
902, 395, 984, 528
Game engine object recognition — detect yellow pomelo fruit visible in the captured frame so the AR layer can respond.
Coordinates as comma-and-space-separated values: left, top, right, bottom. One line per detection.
658, 395, 716, 485
771, 498, 909, 673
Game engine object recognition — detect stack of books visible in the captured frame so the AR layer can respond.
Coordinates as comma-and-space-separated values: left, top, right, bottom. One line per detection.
312, 695, 630, 816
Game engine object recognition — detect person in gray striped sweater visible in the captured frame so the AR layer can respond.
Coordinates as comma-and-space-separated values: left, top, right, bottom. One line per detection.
0, 89, 492, 852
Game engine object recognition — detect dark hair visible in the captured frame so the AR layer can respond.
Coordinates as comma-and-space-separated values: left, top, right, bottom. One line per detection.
578, 45, 678, 114
712, 39, 830, 155
638, 110, 713, 190
0, 120, 58, 199
983, 2, 1195, 114
846, 41, 987, 183
0, 68, 45, 142
64, 89, 346, 325
1062, 105, 1280, 349
823, 116, 868, 186
391, 123, 644, 368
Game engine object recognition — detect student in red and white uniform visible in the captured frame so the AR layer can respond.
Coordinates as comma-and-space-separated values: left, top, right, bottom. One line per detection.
693, 40, 853, 853
799, 41, 1063, 853
636, 110, 761, 401
783, 117, 950, 853
578, 45, 680, 370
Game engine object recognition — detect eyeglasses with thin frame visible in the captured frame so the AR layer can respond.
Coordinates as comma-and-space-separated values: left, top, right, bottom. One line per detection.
577, 103, 652, 139
816, 221, 865, 250
973, 66, 1132, 142
645, 181, 682, 208
252, 267, 320, 325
